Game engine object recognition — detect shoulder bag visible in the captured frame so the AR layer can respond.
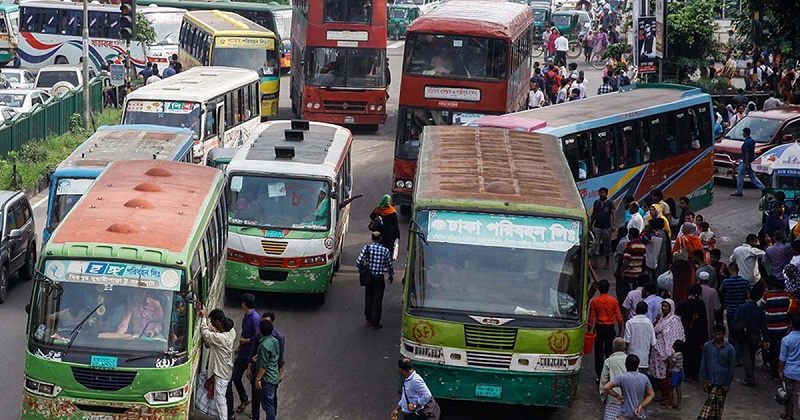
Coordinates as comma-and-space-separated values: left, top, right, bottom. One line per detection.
672, 236, 689, 262
359, 245, 373, 287
401, 379, 441, 419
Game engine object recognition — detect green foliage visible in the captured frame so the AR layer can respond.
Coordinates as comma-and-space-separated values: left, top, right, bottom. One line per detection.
135, 11, 157, 46
666, 0, 719, 81
68, 113, 83, 133
733, 0, 800, 65
683, 77, 735, 93
602, 43, 631, 61
0, 109, 122, 190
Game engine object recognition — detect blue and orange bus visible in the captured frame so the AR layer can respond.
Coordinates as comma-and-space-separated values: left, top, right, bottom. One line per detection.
472, 84, 715, 215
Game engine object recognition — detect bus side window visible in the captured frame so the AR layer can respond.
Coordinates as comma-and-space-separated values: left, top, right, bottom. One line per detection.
225, 91, 234, 129
251, 82, 259, 117
191, 251, 203, 305
643, 116, 665, 160
617, 121, 645, 167
593, 129, 616, 175
666, 110, 690, 154
206, 99, 218, 138
562, 136, 581, 181
694, 105, 713, 148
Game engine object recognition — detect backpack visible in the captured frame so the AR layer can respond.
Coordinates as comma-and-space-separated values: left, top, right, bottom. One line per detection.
368, 215, 383, 232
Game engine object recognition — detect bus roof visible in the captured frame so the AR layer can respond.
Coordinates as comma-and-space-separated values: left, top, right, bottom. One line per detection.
20, 0, 122, 11
407, 0, 533, 39
50, 160, 222, 253
55, 125, 194, 172
124, 66, 259, 103
184, 10, 275, 35
227, 120, 352, 179
415, 126, 584, 214
139, 5, 187, 14
505, 84, 709, 135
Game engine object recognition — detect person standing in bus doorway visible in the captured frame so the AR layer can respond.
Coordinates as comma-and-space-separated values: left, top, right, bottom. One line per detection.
391, 358, 440, 420
370, 195, 401, 260
591, 187, 615, 269
732, 127, 765, 197
356, 232, 395, 329
199, 309, 236, 420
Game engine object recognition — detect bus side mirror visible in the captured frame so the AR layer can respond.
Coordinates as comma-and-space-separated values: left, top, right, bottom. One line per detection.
329, 191, 339, 200
784, 134, 794, 142
25, 304, 30, 314
185, 292, 197, 306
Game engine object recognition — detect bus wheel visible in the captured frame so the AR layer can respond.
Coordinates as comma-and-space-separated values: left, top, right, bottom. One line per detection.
333, 252, 341, 273
54, 55, 68, 65
310, 292, 326, 306
224, 287, 237, 302
367, 124, 380, 133
400, 205, 411, 217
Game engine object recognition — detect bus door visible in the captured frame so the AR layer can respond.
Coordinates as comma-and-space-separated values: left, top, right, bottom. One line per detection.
216, 102, 225, 144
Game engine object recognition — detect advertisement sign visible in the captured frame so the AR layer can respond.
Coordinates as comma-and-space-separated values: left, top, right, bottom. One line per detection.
423, 86, 481, 102
126, 100, 199, 114
110, 64, 124, 86
426, 211, 582, 251
654, 0, 665, 58
637, 16, 657, 74
215, 36, 275, 49
44, 260, 183, 291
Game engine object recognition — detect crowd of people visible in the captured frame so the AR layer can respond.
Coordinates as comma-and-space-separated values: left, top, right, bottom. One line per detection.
588, 187, 800, 419
527, 58, 632, 108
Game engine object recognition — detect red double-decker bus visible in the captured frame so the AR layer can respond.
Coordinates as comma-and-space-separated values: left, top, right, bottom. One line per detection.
290, 0, 388, 127
391, 0, 534, 212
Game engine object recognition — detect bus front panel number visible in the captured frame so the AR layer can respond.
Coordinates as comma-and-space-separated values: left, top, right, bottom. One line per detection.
475, 384, 502, 399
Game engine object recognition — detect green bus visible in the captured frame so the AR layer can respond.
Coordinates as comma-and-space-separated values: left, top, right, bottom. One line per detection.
224, 120, 354, 305
23, 160, 227, 419
401, 126, 588, 407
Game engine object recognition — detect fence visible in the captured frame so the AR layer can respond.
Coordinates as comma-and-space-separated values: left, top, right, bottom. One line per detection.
0, 78, 104, 158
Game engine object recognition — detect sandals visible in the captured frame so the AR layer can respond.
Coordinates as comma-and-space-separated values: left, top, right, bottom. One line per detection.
236, 400, 251, 413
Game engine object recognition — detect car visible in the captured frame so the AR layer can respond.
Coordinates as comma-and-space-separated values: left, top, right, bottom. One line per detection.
2, 69, 36, 90
0, 190, 37, 303
0, 106, 18, 123
34, 65, 95, 96
0, 89, 51, 113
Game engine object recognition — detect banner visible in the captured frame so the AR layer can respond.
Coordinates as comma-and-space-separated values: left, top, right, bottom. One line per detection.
655, 0, 665, 58
215, 36, 275, 49
637, 16, 657, 74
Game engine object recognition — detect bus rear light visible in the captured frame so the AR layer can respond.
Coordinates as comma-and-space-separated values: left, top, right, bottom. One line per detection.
24, 375, 61, 397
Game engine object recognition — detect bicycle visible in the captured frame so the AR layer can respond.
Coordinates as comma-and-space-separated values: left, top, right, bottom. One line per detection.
532, 40, 545, 58
590, 48, 608, 70
567, 40, 582, 59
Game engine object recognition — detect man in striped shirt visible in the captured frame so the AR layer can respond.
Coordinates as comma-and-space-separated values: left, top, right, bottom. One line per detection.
617, 228, 647, 302
759, 277, 792, 378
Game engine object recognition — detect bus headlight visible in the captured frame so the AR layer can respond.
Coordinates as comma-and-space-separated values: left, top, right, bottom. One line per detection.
313, 103, 321, 109
302, 254, 327, 267
395, 180, 405, 188
24, 375, 62, 397
404, 180, 413, 189
306, 102, 313, 109
369, 105, 376, 111
377, 105, 383, 111
144, 385, 187, 405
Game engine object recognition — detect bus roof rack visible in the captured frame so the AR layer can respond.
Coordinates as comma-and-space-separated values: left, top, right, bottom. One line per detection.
274, 145, 295, 159
291, 119, 310, 131
285, 129, 304, 142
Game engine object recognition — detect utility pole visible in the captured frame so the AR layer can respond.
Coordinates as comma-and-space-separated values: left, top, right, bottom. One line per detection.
81, 0, 90, 130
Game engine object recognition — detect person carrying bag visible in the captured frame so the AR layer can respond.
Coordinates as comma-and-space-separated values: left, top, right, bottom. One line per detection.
355, 231, 394, 329
392, 358, 440, 420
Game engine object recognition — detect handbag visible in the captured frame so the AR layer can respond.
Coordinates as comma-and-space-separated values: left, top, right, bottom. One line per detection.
657, 270, 674, 292
672, 236, 689, 262
358, 245, 373, 287
402, 378, 441, 419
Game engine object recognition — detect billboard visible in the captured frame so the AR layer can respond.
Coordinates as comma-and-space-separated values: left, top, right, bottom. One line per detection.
637, 16, 657, 74
655, 0, 665, 58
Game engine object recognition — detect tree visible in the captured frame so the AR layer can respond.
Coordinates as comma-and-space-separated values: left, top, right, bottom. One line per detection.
135, 12, 157, 46
665, 0, 720, 81
733, 0, 800, 66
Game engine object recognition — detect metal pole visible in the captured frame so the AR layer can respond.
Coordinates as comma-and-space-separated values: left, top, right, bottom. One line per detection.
81, 0, 90, 130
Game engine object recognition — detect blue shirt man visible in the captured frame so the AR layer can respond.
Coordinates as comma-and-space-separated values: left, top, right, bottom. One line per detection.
780, 318, 800, 381
392, 358, 435, 419
720, 266, 751, 321
161, 64, 176, 78
733, 127, 765, 196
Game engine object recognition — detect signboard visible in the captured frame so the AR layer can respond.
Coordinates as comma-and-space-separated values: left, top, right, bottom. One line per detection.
423, 86, 481, 102
110, 64, 124, 87
654, 0, 665, 58
215, 36, 275, 49
637, 16, 657, 74
326, 30, 369, 42
126, 100, 199, 114
56, 178, 94, 196
426, 211, 582, 251
44, 260, 183, 291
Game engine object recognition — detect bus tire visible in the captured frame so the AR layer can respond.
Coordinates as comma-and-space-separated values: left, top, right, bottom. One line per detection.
400, 205, 411, 217
224, 287, 237, 302
54, 55, 69, 65
0, 265, 8, 304
333, 252, 341, 273
310, 292, 326, 306
367, 124, 380, 132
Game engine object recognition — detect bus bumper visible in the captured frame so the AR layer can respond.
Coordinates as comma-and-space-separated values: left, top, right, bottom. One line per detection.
409, 360, 580, 407
302, 110, 387, 126
22, 391, 189, 420
225, 260, 332, 293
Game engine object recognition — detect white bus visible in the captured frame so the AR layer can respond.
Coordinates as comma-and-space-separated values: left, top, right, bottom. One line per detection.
121, 66, 261, 162
140, 5, 186, 64
224, 120, 354, 305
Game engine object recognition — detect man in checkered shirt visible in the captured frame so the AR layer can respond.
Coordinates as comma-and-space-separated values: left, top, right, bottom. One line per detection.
356, 231, 395, 329
597, 76, 615, 95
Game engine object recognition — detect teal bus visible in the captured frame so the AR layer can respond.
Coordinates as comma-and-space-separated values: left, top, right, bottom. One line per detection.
24, 160, 227, 419
401, 125, 588, 407
224, 120, 354, 305
43, 124, 195, 243
0, 3, 19, 66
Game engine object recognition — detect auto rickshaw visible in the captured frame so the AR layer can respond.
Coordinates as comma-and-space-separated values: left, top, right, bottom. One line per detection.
206, 148, 239, 171
388, 4, 420, 40
551, 10, 583, 40
532, 5, 551, 40
751, 140, 800, 236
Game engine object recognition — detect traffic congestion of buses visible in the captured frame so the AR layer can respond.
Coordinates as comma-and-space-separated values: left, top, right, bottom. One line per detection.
1, 0, 736, 417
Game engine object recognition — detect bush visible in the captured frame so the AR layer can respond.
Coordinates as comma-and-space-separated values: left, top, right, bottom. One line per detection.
2, 109, 121, 190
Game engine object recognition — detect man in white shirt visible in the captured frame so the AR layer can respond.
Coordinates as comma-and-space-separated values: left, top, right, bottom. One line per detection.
576, 75, 587, 99
763, 91, 784, 110
554, 30, 569, 66
528, 79, 545, 109
730, 234, 765, 285
201, 309, 236, 420
626, 202, 644, 233
624, 301, 656, 371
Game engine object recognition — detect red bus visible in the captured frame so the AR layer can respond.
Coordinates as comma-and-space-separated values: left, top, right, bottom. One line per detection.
290, 0, 388, 127
391, 0, 534, 212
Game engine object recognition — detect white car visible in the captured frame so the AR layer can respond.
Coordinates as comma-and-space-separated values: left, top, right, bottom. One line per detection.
1, 69, 36, 89
0, 89, 52, 113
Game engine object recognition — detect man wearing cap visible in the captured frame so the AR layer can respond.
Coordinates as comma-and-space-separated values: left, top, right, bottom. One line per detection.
698, 270, 722, 340
355, 231, 394, 329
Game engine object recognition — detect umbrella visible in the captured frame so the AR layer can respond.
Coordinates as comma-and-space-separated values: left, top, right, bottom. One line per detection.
751, 142, 800, 176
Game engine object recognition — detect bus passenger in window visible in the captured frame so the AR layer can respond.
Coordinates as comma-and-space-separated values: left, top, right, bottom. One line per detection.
170, 295, 187, 344
318, 59, 340, 85
116, 289, 164, 338
350, 0, 370, 22
431, 45, 453, 76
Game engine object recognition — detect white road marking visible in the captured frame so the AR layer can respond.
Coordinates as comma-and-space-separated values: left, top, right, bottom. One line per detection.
33, 195, 48, 209
388, 41, 405, 49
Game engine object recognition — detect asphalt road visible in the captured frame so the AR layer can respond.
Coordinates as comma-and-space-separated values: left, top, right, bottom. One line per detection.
3, 41, 777, 419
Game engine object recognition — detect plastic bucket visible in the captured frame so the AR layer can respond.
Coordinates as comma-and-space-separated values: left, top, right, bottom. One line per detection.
583, 331, 596, 354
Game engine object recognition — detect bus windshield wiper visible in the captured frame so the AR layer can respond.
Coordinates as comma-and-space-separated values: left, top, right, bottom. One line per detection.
410, 219, 429, 246
64, 303, 103, 356
126, 349, 186, 362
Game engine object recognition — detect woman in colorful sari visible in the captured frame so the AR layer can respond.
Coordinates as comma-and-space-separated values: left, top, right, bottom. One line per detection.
649, 298, 685, 408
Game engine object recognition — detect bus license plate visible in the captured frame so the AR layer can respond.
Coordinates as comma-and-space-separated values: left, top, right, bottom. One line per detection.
475, 384, 502, 399
90, 355, 118, 369
344, 116, 355, 124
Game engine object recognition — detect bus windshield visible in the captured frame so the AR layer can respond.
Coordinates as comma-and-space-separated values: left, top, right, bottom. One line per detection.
50, 177, 95, 232
551, 14, 572, 26
212, 46, 279, 77
324, 0, 372, 23
404, 33, 508, 80
30, 260, 188, 354
227, 174, 331, 231
123, 100, 202, 139
408, 211, 582, 320
389, 7, 408, 18
533, 9, 548, 21
305, 47, 386, 88
724, 116, 783, 143
146, 11, 183, 45
273, 11, 291, 39
395, 108, 487, 160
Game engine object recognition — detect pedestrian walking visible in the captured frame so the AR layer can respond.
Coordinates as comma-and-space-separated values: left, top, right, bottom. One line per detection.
254, 320, 280, 420
392, 358, 440, 420
642, 282, 663, 323
732, 289, 767, 386
356, 231, 394, 329
622, 274, 649, 320
617, 228, 646, 304
603, 354, 655, 419
672, 222, 702, 306
248, 312, 286, 420
666, 339, 684, 410
765, 230, 793, 284
780, 316, 800, 420
731, 127, 766, 196
698, 324, 736, 420
599, 338, 628, 420
370, 195, 401, 259
676, 284, 708, 381
199, 309, 236, 420
721, 262, 752, 327
588, 279, 624, 382
554, 30, 568, 66
591, 187, 615, 269
231, 293, 261, 415
649, 299, 685, 404
730, 234, 765, 286
759, 277, 791, 379
624, 301, 656, 372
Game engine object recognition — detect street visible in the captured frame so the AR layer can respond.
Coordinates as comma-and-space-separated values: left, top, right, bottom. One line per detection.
2, 40, 779, 419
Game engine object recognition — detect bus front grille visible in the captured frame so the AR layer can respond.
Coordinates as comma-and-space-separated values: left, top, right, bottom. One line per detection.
261, 240, 288, 255
323, 101, 368, 112
466, 351, 513, 369
71, 367, 137, 392
464, 324, 517, 350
